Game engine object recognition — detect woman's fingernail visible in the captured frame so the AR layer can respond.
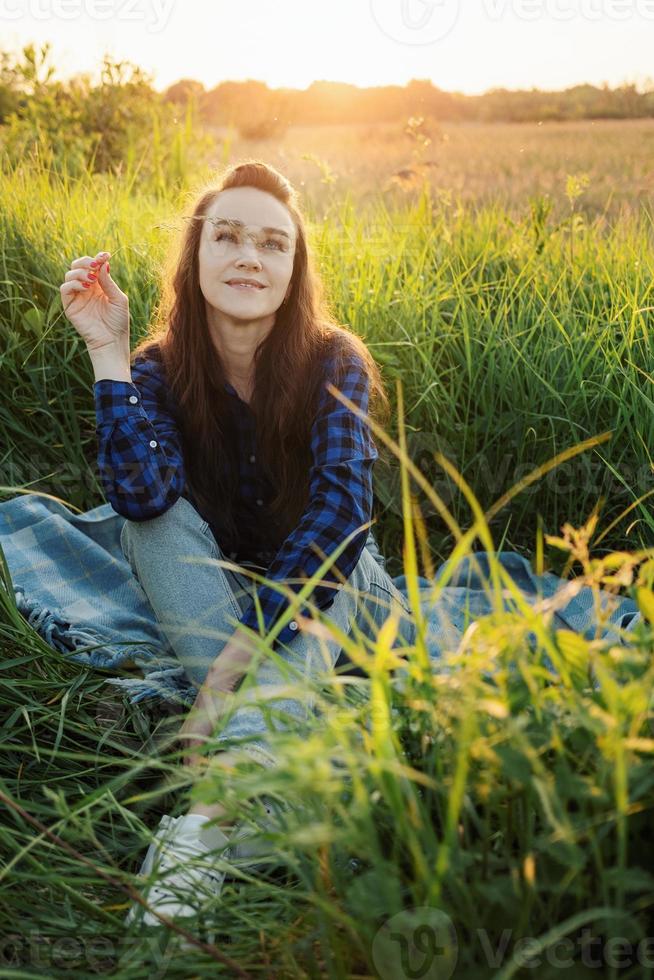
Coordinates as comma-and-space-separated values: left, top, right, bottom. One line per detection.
90, 261, 98, 268
87, 274, 97, 281
106, 263, 110, 273
82, 282, 91, 288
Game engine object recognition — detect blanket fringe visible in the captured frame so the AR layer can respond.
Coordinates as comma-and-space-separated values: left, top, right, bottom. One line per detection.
13, 586, 195, 706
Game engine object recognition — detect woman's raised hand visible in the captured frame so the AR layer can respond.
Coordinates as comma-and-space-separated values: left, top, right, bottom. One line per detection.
60, 250, 130, 352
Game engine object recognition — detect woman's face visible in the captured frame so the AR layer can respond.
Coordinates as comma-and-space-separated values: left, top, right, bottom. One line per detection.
197, 186, 297, 322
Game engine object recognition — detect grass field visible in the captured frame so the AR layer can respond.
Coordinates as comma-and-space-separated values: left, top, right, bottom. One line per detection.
221, 118, 654, 221
1, 121, 653, 977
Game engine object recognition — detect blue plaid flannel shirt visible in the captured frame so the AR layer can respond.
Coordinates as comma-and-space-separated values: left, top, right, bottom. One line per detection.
93, 346, 378, 649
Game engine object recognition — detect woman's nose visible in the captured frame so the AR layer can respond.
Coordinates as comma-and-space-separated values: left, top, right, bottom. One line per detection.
235, 255, 262, 270
235, 240, 262, 268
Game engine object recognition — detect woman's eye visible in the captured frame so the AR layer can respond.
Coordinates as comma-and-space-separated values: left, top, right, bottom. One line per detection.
214, 231, 285, 250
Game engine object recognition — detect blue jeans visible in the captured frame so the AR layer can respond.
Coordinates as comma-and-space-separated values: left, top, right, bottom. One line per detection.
120, 496, 416, 769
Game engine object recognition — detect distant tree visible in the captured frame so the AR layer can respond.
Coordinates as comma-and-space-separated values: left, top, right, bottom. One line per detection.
200, 79, 290, 138
0, 50, 19, 123
163, 78, 205, 105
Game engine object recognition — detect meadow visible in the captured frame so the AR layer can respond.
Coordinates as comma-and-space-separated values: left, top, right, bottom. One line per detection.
0, 116, 653, 977
219, 118, 654, 221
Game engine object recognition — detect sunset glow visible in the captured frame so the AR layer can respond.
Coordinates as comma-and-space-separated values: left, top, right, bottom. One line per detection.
1, 0, 651, 95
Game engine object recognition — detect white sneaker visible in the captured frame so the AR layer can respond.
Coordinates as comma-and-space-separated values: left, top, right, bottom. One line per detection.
124, 813, 231, 929
125, 799, 292, 928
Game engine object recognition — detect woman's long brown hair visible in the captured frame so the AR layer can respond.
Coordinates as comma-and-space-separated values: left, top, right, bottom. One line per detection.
131, 160, 390, 557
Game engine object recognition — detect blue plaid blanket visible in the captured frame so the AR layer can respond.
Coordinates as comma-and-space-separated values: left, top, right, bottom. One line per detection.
0, 493, 642, 707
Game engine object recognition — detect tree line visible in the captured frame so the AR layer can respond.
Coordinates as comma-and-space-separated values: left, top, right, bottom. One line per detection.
165, 76, 654, 128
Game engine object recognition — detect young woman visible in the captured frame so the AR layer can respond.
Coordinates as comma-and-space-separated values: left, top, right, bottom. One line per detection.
60, 161, 416, 929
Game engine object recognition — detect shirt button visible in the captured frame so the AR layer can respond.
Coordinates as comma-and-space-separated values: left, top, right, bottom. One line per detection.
249, 454, 256, 463
256, 498, 263, 506
149, 440, 158, 448
289, 621, 298, 631
128, 395, 138, 404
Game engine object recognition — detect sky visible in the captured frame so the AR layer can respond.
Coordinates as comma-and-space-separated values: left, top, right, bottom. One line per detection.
1, 0, 652, 95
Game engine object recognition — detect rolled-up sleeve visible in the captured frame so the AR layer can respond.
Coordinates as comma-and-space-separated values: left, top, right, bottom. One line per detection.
93, 356, 186, 520
238, 352, 378, 648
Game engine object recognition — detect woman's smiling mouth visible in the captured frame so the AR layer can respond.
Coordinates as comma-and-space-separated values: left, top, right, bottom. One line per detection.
225, 278, 266, 290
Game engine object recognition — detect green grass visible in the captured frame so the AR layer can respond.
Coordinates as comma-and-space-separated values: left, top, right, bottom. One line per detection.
1, 154, 653, 978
